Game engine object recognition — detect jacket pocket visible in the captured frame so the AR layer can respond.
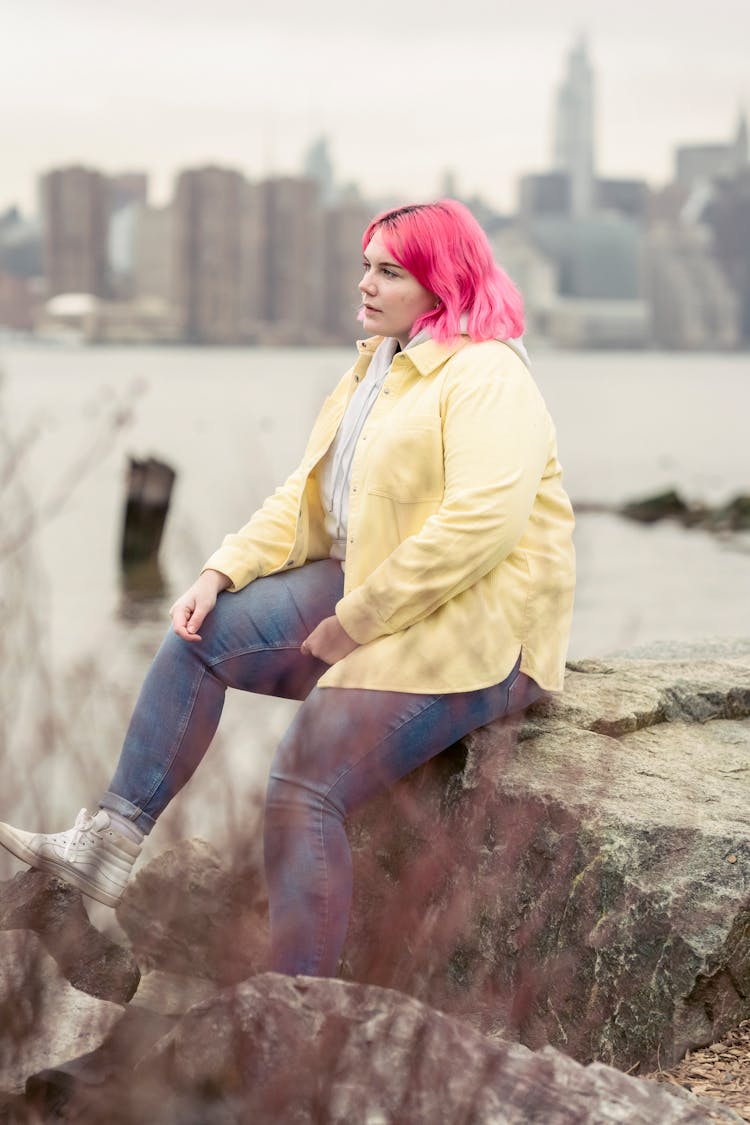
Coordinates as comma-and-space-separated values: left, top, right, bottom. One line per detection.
366, 416, 444, 503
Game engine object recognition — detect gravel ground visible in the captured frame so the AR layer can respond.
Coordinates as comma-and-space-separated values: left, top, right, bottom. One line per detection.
647, 1020, 750, 1123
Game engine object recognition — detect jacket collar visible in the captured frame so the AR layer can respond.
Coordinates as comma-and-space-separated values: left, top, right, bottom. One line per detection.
355, 335, 468, 377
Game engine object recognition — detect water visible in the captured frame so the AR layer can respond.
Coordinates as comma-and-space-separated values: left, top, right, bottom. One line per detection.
1, 343, 748, 844
2, 342, 748, 659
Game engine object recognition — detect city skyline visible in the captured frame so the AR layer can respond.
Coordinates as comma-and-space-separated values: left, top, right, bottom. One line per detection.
3, 0, 749, 216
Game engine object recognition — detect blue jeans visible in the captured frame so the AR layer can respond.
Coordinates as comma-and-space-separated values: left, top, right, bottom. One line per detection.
101, 559, 541, 976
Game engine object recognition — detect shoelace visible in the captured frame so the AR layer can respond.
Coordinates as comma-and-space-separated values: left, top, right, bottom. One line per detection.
63, 808, 97, 862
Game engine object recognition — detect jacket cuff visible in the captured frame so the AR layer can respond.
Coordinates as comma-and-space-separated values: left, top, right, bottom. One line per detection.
335, 588, 390, 646
201, 548, 258, 593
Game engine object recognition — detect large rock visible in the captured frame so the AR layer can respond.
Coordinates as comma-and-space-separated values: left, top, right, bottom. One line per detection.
24, 1004, 175, 1121
92, 648, 750, 1078
0, 931, 124, 1097
0, 870, 140, 1004
119, 974, 733, 1123
18, 971, 209, 1119
342, 648, 750, 1073
115, 838, 267, 983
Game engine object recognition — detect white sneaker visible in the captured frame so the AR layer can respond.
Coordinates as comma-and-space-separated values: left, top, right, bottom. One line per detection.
0, 808, 141, 907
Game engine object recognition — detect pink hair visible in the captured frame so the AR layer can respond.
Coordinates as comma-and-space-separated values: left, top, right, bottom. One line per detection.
360, 199, 524, 343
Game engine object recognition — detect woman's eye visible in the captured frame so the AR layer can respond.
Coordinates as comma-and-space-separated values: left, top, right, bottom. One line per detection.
382, 268, 396, 278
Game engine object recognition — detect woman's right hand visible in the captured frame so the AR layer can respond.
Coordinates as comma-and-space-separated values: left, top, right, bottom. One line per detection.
168, 569, 231, 642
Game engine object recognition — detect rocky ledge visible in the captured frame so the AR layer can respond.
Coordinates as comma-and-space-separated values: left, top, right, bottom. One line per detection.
344, 638, 750, 1073
0, 641, 748, 1122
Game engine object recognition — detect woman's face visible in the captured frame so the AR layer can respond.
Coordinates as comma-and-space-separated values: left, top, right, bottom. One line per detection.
359, 232, 436, 348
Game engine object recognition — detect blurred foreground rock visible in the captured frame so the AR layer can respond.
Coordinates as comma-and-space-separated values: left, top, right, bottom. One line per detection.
0, 930, 124, 1097
28, 975, 733, 1124
1, 645, 749, 1122
0, 870, 140, 1003
344, 642, 750, 1072
97, 644, 750, 1076
115, 837, 267, 984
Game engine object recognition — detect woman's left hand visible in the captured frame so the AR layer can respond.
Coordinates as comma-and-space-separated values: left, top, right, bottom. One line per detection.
301, 615, 360, 665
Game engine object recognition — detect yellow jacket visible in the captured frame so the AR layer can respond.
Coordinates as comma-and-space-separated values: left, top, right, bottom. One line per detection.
203, 336, 575, 694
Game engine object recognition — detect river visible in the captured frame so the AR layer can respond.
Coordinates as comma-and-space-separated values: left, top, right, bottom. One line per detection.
1, 342, 748, 842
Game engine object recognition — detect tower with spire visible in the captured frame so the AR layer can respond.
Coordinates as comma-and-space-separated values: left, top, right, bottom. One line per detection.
732, 106, 748, 173
553, 35, 596, 216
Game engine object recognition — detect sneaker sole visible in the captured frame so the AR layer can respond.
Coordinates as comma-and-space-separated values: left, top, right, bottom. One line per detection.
0, 825, 122, 908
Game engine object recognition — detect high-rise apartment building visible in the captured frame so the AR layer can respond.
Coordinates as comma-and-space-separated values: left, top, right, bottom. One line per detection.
674, 109, 750, 189
705, 168, 750, 343
322, 199, 372, 341
303, 137, 336, 206
39, 165, 110, 297
109, 172, 148, 213
553, 37, 596, 216
133, 204, 174, 303
173, 166, 263, 344
259, 177, 323, 341
644, 225, 741, 349
518, 172, 571, 221
595, 179, 650, 221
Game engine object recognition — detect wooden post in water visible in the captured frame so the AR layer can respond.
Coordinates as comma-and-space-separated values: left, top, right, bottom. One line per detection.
121, 456, 176, 596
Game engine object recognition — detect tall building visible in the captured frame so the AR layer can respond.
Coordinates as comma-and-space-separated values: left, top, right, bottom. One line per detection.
303, 137, 336, 205
107, 172, 150, 298
518, 172, 571, 221
173, 166, 263, 344
109, 172, 148, 213
553, 37, 596, 216
259, 176, 323, 341
735, 108, 749, 171
644, 225, 741, 349
674, 108, 750, 189
595, 178, 650, 221
0, 272, 35, 331
133, 204, 175, 303
704, 168, 750, 343
0, 207, 42, 280
39, 166, 110, 297
322, 198, 373, 341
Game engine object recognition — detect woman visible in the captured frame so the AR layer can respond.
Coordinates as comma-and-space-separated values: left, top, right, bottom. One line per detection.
0, 200, 575, 977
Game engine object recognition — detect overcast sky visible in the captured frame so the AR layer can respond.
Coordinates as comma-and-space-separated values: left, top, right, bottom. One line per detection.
3, 0, 748, 216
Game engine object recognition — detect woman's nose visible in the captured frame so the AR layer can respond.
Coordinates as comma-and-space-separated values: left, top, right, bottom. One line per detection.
359, 269, 376, 295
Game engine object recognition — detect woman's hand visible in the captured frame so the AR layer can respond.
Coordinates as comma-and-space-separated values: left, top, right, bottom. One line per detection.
301, 615, 360, 665
169, 569, 231, 642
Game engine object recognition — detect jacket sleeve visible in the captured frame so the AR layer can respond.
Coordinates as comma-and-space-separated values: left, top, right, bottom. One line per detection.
335, 362, 551, 645
200, 368, 352, 590
201, 461, 309, 591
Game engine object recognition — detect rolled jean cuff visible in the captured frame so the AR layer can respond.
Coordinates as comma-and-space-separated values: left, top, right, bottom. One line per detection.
99, 791, 157, 835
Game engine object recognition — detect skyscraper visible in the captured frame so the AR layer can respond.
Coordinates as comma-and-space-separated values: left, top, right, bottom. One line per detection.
735, 108, 749, 172
675, 107, 750, 188
173, 166, 263, 344
303, 137, 336, 205
39, 166, 110, 297
259, 176, 323, 341
323, 198, 373, 341
553, 37, 596, 216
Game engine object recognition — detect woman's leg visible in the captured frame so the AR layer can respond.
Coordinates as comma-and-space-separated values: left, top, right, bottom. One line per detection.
0, 560, 344, 905
264, 657, 542, 976
100, 560, 344, 834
